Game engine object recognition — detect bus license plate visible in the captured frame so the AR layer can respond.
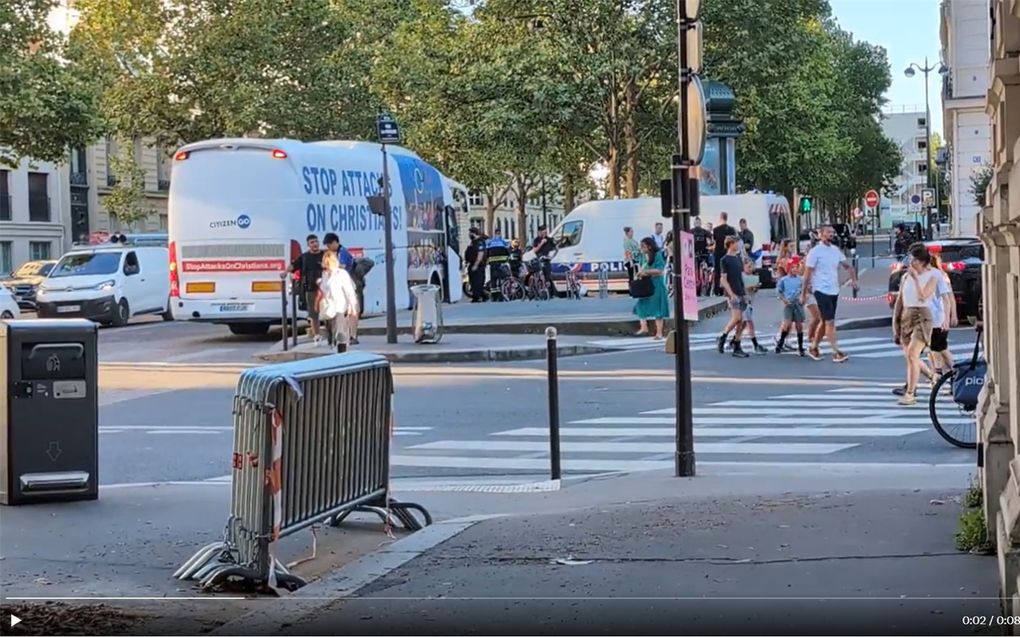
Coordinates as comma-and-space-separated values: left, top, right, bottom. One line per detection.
219, 303, 252, 312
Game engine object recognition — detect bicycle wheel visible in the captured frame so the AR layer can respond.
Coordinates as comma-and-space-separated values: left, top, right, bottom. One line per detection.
929, 369, 977, 449
531, 277, 551, 301
502, 278, 525, 301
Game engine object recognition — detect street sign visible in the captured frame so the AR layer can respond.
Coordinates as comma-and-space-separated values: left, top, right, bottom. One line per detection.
922, 188, 935, 207
376, 112, 401, 144
864, 189, 879, 209
852, 207, 862, 220
909, 193, 922, 213
681, 76, 707, 165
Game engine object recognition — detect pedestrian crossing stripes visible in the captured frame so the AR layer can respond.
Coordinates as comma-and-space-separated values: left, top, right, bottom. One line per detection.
390, 385, 974, 474
589, 334, 976, 360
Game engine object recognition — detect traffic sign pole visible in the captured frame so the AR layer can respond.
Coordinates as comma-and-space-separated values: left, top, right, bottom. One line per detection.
864, 189, 879, 268
376, 111, 400, 344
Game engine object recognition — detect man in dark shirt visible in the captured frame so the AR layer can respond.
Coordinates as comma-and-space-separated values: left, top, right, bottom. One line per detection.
712, 211, 736, 295
465, 227, 487, 302
692, 217, 711, 262
717, 236, 749, 357
738, 218, 755, 255
530, 225, 556, 296
284, 234, 324, 344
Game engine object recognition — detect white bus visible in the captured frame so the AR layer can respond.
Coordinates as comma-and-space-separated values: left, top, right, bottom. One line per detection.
168, 138, 465, 335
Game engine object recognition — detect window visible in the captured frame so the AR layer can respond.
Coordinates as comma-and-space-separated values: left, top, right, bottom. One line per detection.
105, 137, 119, 186
156, 146, 171, 191
51, 251, 122, 277
0, 169, 10, 221
468, 192, 483, 207
0, 241, 11, 276
917, 163, 928, 174
469, 216, 484, 229
917, 139, 927, 150
28, 172, 50, 221
124, 251, 140, 275
29, 241, 51, 261
70, 147, 87, 186
917, 117, 927, 128
553, 219, 584, 248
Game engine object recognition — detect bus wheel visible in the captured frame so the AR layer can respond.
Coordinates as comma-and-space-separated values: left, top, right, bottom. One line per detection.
228, 322, 270, 336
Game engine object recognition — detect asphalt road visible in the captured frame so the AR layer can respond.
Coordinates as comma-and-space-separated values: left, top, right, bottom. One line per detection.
91, 312, 977, 487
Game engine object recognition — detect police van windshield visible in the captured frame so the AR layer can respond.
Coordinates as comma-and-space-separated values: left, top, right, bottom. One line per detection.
51, 252, 122, 277
555, 220, 584, 248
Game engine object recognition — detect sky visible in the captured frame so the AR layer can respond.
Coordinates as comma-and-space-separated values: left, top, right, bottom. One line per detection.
829, 0, 944, 133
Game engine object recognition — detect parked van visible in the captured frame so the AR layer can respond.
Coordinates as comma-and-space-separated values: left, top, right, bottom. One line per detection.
36, 244, 172, 326
527, 194, 792, 293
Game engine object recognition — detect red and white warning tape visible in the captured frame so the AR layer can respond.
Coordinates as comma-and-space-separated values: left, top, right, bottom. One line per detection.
839, 293, 888, 302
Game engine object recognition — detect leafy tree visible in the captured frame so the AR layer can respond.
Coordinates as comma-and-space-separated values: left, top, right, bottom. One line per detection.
103, 140, 154, 229
970, 164, 992, 208
0, 0, 101, 164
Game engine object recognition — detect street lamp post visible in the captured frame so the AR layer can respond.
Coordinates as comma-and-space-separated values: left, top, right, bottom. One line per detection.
904, 58, 945, 240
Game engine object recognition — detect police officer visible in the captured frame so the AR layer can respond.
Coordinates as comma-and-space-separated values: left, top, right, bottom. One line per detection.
486, 228, 511, 296
465, 227, 487, 302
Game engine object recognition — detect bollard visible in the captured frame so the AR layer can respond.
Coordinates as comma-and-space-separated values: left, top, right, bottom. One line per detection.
598, 265, 609, 299
546, 326, 561, 481
852, 255, 859, 299
280, 281, 289, 352
291, 283, 299, 348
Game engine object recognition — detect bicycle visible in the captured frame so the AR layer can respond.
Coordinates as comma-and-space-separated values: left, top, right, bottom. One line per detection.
524, 257, 553, 301
928, 325, 984, 449
564, 264, 583, 300
499, 263, 527, 301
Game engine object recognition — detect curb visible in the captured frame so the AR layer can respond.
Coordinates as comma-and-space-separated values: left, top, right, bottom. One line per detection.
355, 298, 728, 338
255, 343, 608, 364
837, 315, 892, 331
211, 515, 499, 635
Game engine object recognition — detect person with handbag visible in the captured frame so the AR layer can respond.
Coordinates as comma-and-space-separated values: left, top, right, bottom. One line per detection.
318, 251, 359, 354
631, 237, 669, 339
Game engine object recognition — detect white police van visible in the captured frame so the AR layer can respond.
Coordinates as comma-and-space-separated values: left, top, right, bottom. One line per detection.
167, 138, 465, 335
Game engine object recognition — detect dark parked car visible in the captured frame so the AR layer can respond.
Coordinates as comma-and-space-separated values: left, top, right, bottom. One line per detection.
832, 223, 857, 253
1, 260, 56, 310
886, 238, 983, 324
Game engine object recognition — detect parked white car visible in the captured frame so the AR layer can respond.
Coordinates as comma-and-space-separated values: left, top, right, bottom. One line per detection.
0, 285, 20, 319
35, 244, 172, 326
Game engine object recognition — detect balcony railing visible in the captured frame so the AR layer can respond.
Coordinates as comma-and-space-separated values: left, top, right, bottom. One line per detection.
70, 171, 88, 186
28, 195, 51, 222
157, 178, 170, 191
0, 194, 10, 221
107, 174, 118, 187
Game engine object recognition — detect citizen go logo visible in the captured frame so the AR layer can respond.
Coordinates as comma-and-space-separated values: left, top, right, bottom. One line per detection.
209, 214, 252, 229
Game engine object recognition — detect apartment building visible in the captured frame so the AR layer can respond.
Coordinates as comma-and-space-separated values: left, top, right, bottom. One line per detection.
879, 108, 931, 226
979, 0, 1020, 617
940, 0, 993, 237
0, 158, 71, 275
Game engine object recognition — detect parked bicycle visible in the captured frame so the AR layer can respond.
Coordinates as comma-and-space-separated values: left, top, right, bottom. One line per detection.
928, 324, 984, 449
563, 264, 583, 300
499, 263, 527, 301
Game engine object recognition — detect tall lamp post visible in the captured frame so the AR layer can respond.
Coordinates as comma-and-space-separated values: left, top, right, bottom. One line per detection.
904, 58, 947, 240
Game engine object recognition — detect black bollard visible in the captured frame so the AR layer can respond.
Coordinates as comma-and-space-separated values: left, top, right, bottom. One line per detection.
291, 283, 299, 348
546, 326, 561, 481
280, 281, 289, 352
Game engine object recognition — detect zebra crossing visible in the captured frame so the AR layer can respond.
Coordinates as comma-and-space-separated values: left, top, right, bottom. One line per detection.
589, 333, 977, 359
390, 385, 974, 474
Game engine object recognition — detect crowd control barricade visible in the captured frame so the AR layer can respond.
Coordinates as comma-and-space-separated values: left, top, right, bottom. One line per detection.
175, 353, 431, 592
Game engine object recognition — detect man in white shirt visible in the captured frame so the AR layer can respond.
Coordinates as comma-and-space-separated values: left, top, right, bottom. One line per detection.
652, 222, 666, 250
800, 225, 858, 362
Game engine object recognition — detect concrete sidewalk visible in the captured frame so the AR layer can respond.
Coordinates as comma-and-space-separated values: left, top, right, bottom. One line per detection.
247, 488, 998, 636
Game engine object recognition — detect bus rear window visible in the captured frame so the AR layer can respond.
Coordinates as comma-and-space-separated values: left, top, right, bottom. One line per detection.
173, 148, 295, 201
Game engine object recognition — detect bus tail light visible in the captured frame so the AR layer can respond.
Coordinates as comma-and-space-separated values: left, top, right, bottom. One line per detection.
174, 151, 190, 161
271, 149, 288, 159
169, 241, 180, 297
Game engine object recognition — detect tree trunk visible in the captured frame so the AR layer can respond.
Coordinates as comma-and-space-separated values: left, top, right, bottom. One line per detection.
515, 175, 529, 242
484, 198, 497, 236
563, 174, 576, 214
623, 80, 640, 198
606, 145, 621, 198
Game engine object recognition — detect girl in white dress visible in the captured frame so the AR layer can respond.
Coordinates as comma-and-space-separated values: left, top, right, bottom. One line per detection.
318, 251, 359, 353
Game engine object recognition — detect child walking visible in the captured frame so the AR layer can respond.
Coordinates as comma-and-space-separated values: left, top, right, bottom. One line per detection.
740, 258, 768, 354
775, 263, 807, 356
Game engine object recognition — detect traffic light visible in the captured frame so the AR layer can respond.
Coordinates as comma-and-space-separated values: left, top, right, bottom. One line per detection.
799, 195, 814, 215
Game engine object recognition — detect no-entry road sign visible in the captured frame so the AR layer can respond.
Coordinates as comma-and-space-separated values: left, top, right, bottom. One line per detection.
864, 189, 880, 209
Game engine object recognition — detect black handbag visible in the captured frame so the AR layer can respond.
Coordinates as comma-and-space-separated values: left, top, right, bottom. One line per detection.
629, 276, 654, 298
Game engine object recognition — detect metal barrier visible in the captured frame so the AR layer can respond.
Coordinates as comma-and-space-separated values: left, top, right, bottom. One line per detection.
175, 354, 431, 592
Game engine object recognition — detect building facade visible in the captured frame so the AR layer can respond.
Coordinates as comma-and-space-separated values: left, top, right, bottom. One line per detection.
0, 157, 71, 275
979, 0, 1020, 618
941, 0, 994, 237
879, 108, 931, 226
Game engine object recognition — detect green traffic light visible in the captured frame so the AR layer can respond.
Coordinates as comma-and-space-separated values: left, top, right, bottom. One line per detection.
799, 196, 813, 214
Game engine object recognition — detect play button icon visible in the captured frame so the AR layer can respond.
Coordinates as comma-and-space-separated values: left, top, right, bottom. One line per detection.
10, 614, 22, 627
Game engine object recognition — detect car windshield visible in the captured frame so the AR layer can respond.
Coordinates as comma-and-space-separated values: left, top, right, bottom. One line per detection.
50, 252, 122, 277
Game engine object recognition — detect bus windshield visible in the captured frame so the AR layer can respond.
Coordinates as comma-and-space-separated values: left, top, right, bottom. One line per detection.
50, 252, 122, 277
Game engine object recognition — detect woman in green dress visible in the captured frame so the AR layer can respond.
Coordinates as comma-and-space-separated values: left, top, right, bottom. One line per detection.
633, 237, 670, 339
